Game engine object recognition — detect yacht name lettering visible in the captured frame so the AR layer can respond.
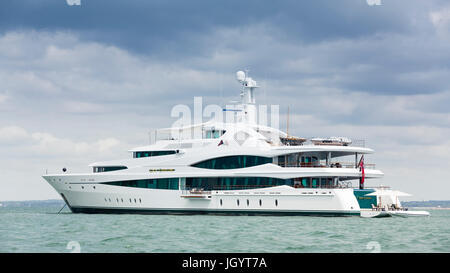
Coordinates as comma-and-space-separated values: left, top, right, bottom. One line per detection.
149, 168, 175, 172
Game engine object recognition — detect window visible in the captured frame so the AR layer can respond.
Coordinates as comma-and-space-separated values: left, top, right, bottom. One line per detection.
185, 177, 293, 190
301, 178, 309, 188
133, 150, 176, 158
278, 155, 286, 167
247, 199, 250, 206
259, 199, 262, 206
103, 178, 179, 190
205, 130, 226, 139
93, 166, 128, 173
220, 199, 223, 206
192, 155, 272, 169
237, 199, 240, 206
275, 199, 278, 206
312, 178, 319, 188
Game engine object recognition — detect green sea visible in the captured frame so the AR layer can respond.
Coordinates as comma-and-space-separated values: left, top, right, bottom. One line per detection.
0, 203, 449, 253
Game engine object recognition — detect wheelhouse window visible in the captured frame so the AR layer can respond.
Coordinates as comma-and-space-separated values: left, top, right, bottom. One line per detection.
133, 150, 177, 158
93, 166, 128, 173
192, 155, 272, 169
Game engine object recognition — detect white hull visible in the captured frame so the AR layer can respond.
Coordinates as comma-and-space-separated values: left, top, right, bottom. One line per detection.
360, 209, 430, 218
388, 210, 430, 217
46, 179, 360, 216
360, 210, 390, 218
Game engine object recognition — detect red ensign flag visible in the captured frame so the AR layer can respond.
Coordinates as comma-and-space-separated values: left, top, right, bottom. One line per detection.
359, 155, 365, 185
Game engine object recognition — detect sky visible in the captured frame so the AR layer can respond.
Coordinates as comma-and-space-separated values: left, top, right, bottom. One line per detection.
0, 0, 449, 201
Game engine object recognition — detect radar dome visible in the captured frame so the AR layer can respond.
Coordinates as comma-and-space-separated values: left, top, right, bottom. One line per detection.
236, 71, 246, 82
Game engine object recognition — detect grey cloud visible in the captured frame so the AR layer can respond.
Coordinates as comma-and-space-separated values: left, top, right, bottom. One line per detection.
0, 0, 431, 55
1, 1, 450, 200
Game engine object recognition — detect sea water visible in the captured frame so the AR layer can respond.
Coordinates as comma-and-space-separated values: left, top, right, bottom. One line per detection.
0, 205, 448, 253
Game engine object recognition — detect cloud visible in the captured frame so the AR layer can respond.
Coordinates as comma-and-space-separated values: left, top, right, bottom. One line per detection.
0, 0, 433, 57
0, 125, 123, 157
0, 126, 29, 142
0, 124, 128, 201
430, 7, 450, 28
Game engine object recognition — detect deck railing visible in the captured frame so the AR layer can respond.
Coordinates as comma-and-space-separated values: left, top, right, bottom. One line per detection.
181, 184, 391, 195
181, 183, 356, 192
278, 162, 376, 169
282, 138, 366, 148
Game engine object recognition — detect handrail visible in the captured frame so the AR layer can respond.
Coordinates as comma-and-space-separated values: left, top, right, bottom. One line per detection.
282, 138, 366, 147
278, 162, 376, 169
182, 183, 346, 192
181, 184, 390, 193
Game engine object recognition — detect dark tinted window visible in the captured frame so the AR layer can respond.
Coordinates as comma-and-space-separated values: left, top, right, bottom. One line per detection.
192, 155, 272, 169
103, 178, 179, 190
186, 177, 293, 190
134, 150, 176, 158
94, 166, 128, 173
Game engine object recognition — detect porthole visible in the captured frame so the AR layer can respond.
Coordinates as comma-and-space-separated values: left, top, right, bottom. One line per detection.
116, 198, 119, 202
139, 198, 142, 203
104, 198, 107, 202
129, 198, 132, 203
93, 186, 96, 189
134, 198, 137, 203
108, 198, 111, 202
121, 198, 123, 202
81, 186, 84, 189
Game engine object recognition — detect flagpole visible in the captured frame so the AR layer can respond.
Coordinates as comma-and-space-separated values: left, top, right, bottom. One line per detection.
359, 155, 365, 190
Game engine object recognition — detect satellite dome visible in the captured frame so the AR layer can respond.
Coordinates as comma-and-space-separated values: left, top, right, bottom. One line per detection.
236, 71, 246, 82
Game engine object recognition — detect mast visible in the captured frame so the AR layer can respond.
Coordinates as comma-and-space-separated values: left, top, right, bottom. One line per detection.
236, 70, 258, 124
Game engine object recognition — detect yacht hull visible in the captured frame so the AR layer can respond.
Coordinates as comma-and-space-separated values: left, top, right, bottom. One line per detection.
45, 176, 360, 217
69, 207, 359, 216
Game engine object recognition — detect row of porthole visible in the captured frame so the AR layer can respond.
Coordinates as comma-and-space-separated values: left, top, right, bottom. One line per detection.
104, 197, 142, 204
219, 199, 278, 207
70, 185, 96, 190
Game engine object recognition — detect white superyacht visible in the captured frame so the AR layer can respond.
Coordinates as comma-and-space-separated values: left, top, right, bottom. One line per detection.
43, 71, 428, 217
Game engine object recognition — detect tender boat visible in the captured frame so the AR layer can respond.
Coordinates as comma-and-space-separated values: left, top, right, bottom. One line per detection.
359, 188, 430, 218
